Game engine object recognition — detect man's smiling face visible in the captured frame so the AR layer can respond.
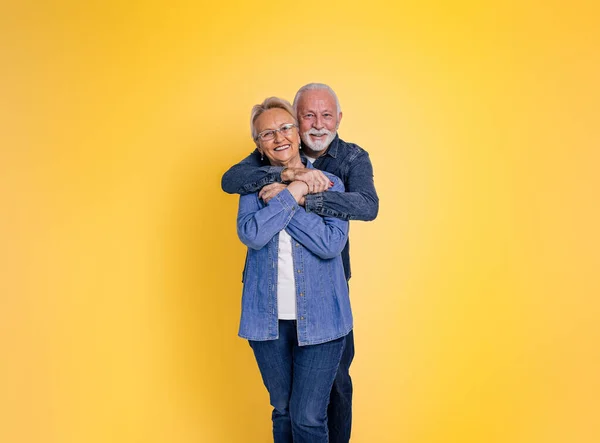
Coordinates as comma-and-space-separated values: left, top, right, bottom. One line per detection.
296, 89, 342, 155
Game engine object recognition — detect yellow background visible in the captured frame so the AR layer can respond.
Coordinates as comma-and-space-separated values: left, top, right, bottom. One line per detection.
2, 1, 599, 442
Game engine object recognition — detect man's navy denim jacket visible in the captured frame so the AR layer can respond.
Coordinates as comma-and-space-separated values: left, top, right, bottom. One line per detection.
237, 165, 352, 346
222, 135, 379, 280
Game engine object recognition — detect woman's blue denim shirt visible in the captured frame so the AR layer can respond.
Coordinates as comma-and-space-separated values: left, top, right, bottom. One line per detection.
236, 168, 353, 346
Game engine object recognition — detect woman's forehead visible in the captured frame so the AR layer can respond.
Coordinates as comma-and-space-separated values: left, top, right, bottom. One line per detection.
255, 108, 295, 130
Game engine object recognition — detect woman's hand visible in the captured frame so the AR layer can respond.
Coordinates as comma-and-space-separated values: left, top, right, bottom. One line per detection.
259, 183, 288, 204
259, 180, 312, 205
287, 181, 310, 204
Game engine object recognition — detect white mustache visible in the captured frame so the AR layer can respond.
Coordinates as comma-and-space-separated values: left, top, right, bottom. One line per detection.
307, 129, 333, 137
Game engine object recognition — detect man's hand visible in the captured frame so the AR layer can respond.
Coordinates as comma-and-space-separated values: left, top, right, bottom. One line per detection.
259, 183, 287, 204
281, 168, 332, 194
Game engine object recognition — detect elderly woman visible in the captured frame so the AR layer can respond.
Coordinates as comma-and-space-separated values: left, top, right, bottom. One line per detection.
237, 97, 353, 442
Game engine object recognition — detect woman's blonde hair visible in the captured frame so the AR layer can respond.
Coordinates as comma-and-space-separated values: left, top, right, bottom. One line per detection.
250, 97, 297, 142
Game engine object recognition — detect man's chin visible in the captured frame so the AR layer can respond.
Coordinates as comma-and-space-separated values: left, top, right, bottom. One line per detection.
301, 132, 336, 154
302, 138, 328, 153
303, 144, 325, 154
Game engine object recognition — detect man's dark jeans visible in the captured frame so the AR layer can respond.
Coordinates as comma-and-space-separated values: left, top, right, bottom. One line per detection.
328, 329, 354, 443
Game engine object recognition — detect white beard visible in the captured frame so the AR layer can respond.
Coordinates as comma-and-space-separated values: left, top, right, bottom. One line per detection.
301, 129, 337, 154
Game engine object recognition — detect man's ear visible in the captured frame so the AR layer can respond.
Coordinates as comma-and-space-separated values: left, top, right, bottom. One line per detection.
337, 112, 343, 128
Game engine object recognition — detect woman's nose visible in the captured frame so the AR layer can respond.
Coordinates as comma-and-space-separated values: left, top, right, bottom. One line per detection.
274, 129, 284, 141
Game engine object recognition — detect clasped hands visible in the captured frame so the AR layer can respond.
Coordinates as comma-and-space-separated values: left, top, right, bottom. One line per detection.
258, 168, 332, 205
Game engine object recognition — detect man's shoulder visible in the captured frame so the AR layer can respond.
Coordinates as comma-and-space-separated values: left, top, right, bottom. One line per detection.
336, 137, 371, 162
337, 137, 369, 155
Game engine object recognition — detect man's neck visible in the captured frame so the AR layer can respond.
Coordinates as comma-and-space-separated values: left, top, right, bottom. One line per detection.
304, 147, 327, 158
304, 154, 317, 164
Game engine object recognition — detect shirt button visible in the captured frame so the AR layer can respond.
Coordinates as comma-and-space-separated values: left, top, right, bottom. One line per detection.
295, 243, 300, 247
299, 292, 304, 297
301, 316, 305, 320
297, 269, 301, 273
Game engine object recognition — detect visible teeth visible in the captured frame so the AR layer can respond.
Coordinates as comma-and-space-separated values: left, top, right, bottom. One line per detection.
274, 145, 290, 151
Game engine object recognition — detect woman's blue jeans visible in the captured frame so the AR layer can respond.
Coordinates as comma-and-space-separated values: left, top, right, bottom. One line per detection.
249, 320, 347, 443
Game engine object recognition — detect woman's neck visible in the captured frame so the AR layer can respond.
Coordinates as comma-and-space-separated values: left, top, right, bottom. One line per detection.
276, 156, 304, 169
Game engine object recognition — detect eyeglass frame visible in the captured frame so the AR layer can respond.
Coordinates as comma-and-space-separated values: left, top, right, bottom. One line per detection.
254, 123, 298, 142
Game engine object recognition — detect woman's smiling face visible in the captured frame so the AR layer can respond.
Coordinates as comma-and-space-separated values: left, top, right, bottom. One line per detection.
254, 108, 301, 167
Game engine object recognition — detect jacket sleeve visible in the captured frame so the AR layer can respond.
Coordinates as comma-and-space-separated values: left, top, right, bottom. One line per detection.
304, 150, 379, 221
285, 178, 349, 259
236, 188, 301, 250
221, 150, 285, 195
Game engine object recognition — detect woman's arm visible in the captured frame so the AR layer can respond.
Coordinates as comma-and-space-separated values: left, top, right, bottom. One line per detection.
285, 178, 349, 259
236, 188, 301, 250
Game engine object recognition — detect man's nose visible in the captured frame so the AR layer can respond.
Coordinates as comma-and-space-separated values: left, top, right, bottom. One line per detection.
314, 116, 324, 129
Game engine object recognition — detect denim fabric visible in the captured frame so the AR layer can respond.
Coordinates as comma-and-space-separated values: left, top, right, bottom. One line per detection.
250, 320, 347, 443
327, 330, 354, 443
224, 134, 378, 442
222, 135, 379, 281
236, 164, 352, 346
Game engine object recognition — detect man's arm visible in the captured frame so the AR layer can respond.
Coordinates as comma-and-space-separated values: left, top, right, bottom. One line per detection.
222, 150, 284, 195
305, 151, 379, 221
222, 150, 332, 195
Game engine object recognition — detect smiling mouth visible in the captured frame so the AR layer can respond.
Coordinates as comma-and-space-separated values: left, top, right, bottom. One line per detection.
274, 144, 290, 151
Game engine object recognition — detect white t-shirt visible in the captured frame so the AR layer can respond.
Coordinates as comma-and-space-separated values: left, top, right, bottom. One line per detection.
277, 229, 297, 319
304, 155, 317, 164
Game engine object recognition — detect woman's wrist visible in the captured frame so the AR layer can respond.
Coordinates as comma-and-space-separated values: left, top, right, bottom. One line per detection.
287, 180, 309, 202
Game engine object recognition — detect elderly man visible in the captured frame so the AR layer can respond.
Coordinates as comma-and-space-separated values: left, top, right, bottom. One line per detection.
222, 83, 379, 442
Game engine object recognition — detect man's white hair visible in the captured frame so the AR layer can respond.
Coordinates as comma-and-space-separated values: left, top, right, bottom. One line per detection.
293, 83, 342, 115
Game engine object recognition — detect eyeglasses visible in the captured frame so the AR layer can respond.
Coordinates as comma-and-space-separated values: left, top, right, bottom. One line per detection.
255, 123, 297, 141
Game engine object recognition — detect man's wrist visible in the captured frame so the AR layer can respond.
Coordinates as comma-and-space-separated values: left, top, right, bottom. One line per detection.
281, 167, 294, 183
304, 193, 323, 213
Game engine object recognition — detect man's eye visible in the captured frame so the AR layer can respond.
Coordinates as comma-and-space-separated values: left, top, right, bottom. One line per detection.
304, 114, 314, 118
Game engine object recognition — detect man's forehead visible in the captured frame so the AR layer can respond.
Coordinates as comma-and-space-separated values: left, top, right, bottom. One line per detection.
298, 90, 336, 109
